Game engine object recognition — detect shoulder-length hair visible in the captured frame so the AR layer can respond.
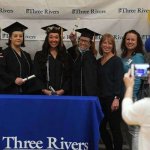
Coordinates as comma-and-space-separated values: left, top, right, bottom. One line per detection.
121, 30, 144, 58
99, 33, 117, 56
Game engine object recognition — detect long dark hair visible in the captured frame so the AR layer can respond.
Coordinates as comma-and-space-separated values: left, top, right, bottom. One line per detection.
121, 30, 144, 58
42, 32, 67, 63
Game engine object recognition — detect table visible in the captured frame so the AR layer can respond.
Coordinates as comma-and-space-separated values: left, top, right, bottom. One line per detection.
0, 95, 103, 150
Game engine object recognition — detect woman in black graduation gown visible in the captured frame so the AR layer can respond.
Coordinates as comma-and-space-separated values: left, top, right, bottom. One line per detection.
34, 24, 72, 95
67, 28, 99, 96
0, 22, 39, 94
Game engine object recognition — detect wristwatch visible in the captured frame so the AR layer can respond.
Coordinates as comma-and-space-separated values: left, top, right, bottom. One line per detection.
114, 96, 120, 100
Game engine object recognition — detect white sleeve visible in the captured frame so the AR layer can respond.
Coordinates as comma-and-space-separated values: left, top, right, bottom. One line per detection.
122, 97, 144, 125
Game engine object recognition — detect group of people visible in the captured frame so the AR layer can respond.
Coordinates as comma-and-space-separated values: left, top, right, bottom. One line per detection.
0, 21, 150, 150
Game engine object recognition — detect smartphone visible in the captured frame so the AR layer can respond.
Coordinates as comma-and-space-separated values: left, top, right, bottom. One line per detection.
131, 64, 150, 77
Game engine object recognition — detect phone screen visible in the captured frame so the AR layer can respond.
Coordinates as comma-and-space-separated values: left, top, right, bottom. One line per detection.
131, 64, 150, 77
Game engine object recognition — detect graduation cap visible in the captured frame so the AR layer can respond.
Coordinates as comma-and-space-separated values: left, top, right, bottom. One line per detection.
2, 22, 28, 47
2, 22, 28, 34
76, 28, 100, 52
41, 24, 67, 46
75, 28, 100, 40
41, 24, 67, 34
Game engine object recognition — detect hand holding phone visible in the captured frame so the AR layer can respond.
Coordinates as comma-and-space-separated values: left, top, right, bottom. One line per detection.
131, 64, 150, 77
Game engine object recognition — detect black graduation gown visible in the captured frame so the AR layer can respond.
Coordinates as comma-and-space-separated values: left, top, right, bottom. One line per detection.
34, 51, 72, 94
0, 47, 5, 93
0, 47, 40, 94
67, 46, 98, 96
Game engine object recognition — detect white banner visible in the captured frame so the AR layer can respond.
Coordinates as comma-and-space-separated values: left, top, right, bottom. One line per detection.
0, 0, 149, 19
0, 0, 150, 58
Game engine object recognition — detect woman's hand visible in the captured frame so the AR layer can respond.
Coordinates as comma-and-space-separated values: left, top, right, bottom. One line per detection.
111, 98, 120, 111
56, 89, 64, 95
69, 32, 77, 46
123, 69, 135, 99
123, 69, 134, 89
42, 89, 64, 96
42, 89, 52, 95
15, 77, 25, 85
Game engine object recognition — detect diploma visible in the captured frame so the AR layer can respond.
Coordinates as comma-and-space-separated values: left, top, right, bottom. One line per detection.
72, 17, 80, 34
49, 86, 56, 92
49, 86, 57, 95
23, 75, 36, 82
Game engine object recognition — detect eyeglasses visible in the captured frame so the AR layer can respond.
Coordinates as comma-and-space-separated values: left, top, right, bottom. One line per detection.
79, 38, 90, 44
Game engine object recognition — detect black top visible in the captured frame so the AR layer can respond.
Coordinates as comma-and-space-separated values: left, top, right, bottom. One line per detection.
97, 56, 124, 99
68, 46, 98, 96
0, 46, 40, 94
34, 50, 72, 94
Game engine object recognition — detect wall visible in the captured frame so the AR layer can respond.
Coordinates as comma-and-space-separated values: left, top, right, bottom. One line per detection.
0, 0, 150, 59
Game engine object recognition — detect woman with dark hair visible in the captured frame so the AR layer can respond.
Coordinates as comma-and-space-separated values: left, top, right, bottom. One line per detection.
97, 33, 124, 150
0, 22, 38, 94
121, 30, 145, 150
121, 30, 145, 100
34, 24, 72, 95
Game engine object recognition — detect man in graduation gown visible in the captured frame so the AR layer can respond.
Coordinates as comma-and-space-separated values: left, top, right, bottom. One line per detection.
68, 28, 100, 96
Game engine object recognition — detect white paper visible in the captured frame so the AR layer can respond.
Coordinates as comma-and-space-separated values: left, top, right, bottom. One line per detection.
23, 75, 36, 82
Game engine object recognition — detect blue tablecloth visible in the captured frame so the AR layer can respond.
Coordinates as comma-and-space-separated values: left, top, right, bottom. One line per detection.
0, 95, 103, 150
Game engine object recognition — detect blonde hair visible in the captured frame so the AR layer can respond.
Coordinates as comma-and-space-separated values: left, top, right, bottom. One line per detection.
99, 33, 117, 56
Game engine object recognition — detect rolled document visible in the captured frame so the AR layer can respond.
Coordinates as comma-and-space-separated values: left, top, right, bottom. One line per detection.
49, 86, 56, 92
23, 75, 36, 82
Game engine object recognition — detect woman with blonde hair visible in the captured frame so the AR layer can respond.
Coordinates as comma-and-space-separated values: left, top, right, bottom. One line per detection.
97, 33, 124, 150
